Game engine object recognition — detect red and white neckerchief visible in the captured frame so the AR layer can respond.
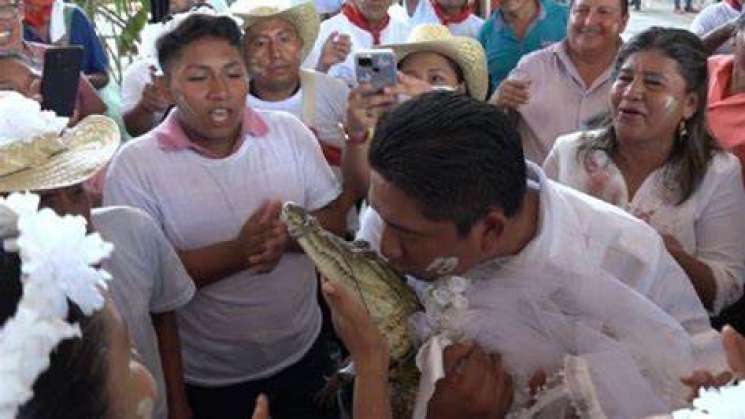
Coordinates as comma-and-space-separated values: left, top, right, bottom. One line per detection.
431, 0, 473, 25
341, 1, 391, 45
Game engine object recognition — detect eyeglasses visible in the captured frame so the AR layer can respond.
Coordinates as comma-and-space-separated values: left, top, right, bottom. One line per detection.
0, 2, 20, 19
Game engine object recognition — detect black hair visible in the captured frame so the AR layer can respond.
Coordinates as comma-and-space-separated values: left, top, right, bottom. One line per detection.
368, 92, 527, 236
156, 13, 244, 74
0, 249, 110, 419
578, 27, 716, 205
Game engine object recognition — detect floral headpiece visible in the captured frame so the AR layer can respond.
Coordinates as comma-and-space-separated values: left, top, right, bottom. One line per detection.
0, 192, 113, 419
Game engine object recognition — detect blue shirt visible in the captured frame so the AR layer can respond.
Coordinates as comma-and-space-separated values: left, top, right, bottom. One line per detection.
479, 0, 568, 91
24, 4, 109, 75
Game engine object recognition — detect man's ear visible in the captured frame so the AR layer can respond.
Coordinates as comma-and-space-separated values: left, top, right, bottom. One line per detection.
478, 208, 507, 257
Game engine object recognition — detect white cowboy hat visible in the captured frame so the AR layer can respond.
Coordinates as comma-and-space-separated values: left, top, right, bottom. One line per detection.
381, 24, 489, 101
0, 92, 120, 193
230, 0, 320, 61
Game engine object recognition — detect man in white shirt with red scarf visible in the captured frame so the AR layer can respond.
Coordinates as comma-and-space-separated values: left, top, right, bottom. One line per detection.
404, 0, 484, 38
304, 0, 411, 86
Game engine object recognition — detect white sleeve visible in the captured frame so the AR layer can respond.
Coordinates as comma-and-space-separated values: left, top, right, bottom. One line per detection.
120, 59, 152, 113
643, 233, 714, 339
542, 142, 562, 180
141, 211, 195, 313
303, 23, 330, 71
689, 9, 710, 34
285, 114, 342, 211
694, 156, 745, 314
103, 144, 164, 226
355, 206, 383, 251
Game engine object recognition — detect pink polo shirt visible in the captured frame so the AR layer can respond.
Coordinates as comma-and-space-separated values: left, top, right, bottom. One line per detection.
155, 106, 269, 158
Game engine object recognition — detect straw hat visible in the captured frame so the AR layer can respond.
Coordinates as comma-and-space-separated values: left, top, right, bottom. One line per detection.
381, 24, 489, 101
231, 0, 320, 61
0, 93, 120, 193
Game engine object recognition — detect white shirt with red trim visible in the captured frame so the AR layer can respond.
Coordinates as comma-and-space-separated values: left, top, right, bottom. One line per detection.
303, 11, 411, 87
407, 0, 484, 39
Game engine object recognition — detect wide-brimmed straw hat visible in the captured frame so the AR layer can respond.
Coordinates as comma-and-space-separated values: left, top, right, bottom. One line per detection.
0, 92, 120, 193
381, 24, 489, 101
231, 0, 320, 61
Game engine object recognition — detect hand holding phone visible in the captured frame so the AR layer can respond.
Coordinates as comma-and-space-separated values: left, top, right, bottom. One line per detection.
41, 46, 83, 118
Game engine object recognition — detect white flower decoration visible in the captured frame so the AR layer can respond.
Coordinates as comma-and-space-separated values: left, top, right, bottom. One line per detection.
0, 192, 113, 418
419, 276, 472, 342
16, 207, 113, 316
672, 380, 745, 419
0, 92, 68, 146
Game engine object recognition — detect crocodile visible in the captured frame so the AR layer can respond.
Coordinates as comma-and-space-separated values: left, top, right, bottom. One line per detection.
281, 202, 422, 418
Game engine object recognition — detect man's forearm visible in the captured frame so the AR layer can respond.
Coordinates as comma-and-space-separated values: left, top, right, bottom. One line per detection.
701, 22, 736, 55
177, 240, 247, 288
354, 359, 393, 419
123, 102, 159, 137
152, 312, 192, 419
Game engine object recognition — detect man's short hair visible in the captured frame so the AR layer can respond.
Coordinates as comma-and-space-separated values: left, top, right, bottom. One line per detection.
368, 92, 527, 236
156, 13, 243, 73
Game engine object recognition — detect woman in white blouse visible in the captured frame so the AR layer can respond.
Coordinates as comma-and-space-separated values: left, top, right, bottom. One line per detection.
544, 27, 745, 316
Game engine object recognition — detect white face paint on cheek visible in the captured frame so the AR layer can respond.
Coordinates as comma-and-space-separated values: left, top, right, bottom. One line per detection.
425, 256, 460, 277
136, 398, 154, 419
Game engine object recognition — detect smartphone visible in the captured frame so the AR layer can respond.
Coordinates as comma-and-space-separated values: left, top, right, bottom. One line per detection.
41, 46, 83, 118
355, 49, 397, 91
150, 0, 169, 23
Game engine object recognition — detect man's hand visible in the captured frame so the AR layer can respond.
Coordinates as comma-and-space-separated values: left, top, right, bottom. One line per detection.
236, 200, 288, 274
140, 66, 172, 114
490, 79, 530, 110
723, 325, 745, 377
321, 278, 389, 367
346, 82, 398, 135
317, 31, 352, 73
427, 342, 513, 419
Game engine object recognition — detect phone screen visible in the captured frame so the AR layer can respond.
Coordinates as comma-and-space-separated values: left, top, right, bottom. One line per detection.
41, 46, 83, 118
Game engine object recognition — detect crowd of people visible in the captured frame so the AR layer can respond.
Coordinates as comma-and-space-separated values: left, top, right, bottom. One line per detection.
2, 0, 745, 418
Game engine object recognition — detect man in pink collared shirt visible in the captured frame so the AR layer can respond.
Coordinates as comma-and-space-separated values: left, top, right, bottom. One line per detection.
104, 13, 357, 419
490, 0, 628, 164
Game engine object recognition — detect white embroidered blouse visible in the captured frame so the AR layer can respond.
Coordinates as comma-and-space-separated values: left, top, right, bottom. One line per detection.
544, 130, 745, 315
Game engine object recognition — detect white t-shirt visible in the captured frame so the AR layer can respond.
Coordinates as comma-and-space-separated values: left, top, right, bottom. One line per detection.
544, 131, 745, 315
304, 11, 412, 86
120, 57, 167, 129
357, 163, 719, 357
690, 2, 740, 55
93, 206, 195, 419
247, 70, 349, 150
103, 110, 341, 385
407, 0, 485, 39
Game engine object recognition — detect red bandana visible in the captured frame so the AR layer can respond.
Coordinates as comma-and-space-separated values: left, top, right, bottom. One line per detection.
341, 2, 390, 45
724, 0, 742, 10
431, 0, 473, 25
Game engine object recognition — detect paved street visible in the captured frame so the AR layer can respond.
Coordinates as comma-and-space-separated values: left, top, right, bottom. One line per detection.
623, 0, 703, 38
